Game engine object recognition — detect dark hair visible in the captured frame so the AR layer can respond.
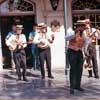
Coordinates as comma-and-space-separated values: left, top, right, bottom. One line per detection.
51, 20, 60, 27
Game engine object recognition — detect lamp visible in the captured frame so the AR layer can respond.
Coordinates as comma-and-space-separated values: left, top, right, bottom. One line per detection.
50, 0, 59, 11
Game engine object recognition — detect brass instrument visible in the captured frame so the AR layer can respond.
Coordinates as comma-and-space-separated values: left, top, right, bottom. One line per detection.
84, 48, 93, 69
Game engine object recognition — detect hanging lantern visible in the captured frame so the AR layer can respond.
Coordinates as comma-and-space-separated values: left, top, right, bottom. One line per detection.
50, 0, 59, 11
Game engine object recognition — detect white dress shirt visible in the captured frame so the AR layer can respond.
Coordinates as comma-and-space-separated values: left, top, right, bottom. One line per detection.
34, 32, 53, 49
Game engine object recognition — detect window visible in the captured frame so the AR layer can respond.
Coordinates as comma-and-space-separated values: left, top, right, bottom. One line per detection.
8, 0, 34, 11
72, 0, 100, 10
72, 0, 100, 28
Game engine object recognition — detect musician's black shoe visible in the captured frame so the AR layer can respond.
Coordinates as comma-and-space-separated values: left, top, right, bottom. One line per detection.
23, 77, 28, 81
88, 70, 92, 78
94, 75, 99, 79
75, 87, 84, 91
42, 76, 45, 79
48, 75, 54, 79
88, 75, 93, 78
17, 77, 21, 81
70, 88, 74, 94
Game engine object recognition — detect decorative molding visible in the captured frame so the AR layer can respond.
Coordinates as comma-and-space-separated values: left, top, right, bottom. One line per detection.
0, 0, 36, 16
0, 11, 35, 16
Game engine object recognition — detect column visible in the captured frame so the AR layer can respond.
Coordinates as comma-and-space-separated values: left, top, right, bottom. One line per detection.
67, 0, 72, 28
0, 18, 3, 72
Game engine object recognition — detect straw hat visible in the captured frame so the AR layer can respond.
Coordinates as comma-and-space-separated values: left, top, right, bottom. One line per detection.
38, 23, 47, 28
76, 20, 86, 24
84, 19, 91, 24
84, 19, 90, 22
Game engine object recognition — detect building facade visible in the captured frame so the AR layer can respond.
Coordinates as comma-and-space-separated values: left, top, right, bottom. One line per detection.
0, 0, 100, 71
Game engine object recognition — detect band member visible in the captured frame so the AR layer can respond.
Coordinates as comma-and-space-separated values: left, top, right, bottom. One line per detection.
83, 19, 99, 78
28, 23, 40, 70
67, 21, 85, 94
34, 23, 54, 79
6, 24, 28, 81
5, 24, 16, 71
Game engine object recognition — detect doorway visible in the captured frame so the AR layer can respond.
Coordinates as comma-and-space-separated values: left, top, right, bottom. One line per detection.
0, 15, 35, 69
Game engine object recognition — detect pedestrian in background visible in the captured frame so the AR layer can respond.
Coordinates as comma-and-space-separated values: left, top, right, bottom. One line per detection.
5, 24, 16, 72
28, 23, 40, 70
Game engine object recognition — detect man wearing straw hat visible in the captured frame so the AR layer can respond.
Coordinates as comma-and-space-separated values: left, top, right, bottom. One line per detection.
6, 24, 28, 81
83, 19, 99, 78
34, 23, 54, 79
67, 20, 86, 94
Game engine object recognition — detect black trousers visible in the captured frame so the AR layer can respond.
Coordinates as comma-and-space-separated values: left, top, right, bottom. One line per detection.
88, 45, 98, 76
13, 49, 27, 79
32, 46, 40, 70
38, 47, 52, 77
68, 48, 84, 89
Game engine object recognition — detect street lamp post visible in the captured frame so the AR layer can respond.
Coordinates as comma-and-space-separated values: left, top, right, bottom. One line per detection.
0, 17, 3, 72
63, 0, 69, 75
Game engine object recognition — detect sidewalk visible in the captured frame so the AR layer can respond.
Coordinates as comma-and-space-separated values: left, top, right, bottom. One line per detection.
0, 68, 99, 99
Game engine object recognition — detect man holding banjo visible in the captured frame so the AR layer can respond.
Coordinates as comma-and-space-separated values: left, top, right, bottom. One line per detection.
6, 24, 28, 81
34, 23, 55, 79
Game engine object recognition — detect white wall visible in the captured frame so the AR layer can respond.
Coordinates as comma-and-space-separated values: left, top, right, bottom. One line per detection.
50, 26, 66, 69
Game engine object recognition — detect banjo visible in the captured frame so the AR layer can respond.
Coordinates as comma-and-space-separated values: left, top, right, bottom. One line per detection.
38, 39, 49, 49
8, 40, 31, 51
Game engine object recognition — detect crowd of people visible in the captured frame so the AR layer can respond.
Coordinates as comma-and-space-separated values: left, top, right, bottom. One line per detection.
5, 18, 100, 95
5, 22, 54, 81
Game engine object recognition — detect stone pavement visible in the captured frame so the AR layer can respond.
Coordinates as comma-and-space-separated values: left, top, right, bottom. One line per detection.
0, 68, 100, 99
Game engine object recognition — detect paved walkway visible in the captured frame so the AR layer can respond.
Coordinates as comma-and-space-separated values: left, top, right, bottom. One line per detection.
0, 68, 100, 99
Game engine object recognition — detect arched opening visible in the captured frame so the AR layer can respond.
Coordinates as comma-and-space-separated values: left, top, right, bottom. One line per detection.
0, 0, 36, 69
72, 0, 100, 28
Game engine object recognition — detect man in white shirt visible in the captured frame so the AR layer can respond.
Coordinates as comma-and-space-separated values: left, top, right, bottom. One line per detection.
6, 24, 28, 81
34, 23, 54, 79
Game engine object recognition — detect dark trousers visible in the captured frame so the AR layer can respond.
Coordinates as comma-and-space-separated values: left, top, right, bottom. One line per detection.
38, 47, 52, 77
68, 48, 84, 89
32, 46, 40, 70
88, 46, 98, 76
13, 49, 27, 79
